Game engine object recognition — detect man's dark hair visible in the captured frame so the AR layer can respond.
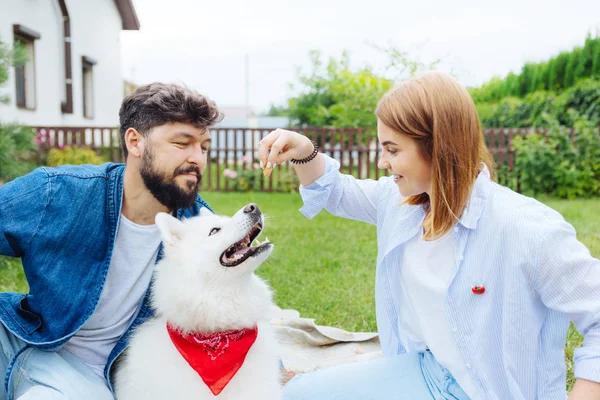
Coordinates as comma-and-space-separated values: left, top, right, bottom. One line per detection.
119, 83, 223, 158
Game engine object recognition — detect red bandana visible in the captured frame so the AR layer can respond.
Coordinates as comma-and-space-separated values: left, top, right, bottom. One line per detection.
166, 323, 258, 396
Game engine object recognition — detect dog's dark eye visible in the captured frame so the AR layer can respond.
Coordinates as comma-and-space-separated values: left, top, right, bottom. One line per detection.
209, 227, 221, 236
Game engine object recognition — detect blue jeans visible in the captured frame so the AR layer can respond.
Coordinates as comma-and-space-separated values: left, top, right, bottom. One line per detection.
0, 324, 113, 400
283, 350, 471, 400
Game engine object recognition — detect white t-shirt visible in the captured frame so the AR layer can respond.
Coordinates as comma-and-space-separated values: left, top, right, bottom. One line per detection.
63, 214, 161, 377
399, 229, 480, 399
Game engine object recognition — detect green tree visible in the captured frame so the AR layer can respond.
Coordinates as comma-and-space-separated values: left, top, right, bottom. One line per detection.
286, 47, 440, 130
519, 64, 534, 96
547, 58, 557, 91
554, 52, 569, 89
564, 50, 578, 88
0, 39, 26, 104
592, 38, 600, 78
263, 104, 289, 117
0, 38, 37, 183
470, 34, 600, 101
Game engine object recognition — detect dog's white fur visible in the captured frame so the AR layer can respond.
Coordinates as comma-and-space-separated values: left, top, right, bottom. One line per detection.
114, 205, 281, 399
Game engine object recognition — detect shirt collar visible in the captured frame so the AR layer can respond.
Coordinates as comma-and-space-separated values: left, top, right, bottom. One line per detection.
457, 163, 493, 230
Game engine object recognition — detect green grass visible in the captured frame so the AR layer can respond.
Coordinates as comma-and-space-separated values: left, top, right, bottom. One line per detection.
0, 256, 28, 292
1, 193, 598, 391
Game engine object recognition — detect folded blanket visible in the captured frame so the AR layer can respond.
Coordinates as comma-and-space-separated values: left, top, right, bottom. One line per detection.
269, 307, 383, 374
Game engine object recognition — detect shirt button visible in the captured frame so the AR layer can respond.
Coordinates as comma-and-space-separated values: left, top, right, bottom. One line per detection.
465, 363, 471, 369
458, 254, 464, 261
454, 227, 459, 233
452, 328, 458, 333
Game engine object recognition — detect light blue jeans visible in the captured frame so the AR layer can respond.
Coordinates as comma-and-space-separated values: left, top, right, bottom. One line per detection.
283, 349, 471, 400
0, 324, 113, 400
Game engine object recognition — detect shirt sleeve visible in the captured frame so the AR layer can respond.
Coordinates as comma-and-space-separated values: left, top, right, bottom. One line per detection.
533, 209, 600, 383
0, 168, 50, 258
298, 154, 392, 225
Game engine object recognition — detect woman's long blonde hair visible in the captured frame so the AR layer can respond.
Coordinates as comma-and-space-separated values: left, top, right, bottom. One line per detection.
375, 71, 494, 240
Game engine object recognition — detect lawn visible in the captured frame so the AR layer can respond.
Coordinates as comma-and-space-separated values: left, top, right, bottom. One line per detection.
0, 192, 598, 392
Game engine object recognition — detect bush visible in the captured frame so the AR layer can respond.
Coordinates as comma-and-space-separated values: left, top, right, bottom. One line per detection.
511, 116, 600, 198
224, 165, 263, 192
478, 79, 600, 128
0, 123, 39, 183
46, 146, 106, 167
223, 158, 299, 193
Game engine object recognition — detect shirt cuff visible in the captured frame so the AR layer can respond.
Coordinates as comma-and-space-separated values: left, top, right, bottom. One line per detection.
574, 343, 600, 383
298, 155, 340, 219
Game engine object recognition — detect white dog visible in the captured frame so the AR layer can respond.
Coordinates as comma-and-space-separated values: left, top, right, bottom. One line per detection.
114, 203, 281, 399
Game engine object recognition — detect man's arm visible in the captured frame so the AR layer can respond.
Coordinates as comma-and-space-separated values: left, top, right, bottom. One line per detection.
0, 168, 49, 257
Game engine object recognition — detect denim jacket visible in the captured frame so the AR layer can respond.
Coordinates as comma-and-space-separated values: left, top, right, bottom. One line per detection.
0, 163, 212, 394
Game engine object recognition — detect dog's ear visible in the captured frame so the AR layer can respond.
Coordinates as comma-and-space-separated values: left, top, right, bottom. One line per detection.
199, 207, 214, 217
155, 212, 184, 246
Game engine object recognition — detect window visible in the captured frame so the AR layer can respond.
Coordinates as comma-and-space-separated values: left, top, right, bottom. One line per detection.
13, 25, 40, 110
82, 56, 96, 119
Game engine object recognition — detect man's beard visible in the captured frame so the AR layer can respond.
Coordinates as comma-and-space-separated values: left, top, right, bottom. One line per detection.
140, 147, 201, 211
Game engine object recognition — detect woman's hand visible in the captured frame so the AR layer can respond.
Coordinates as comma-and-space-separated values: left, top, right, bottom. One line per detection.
257, 129, 315, 170
257, 128, 325, 186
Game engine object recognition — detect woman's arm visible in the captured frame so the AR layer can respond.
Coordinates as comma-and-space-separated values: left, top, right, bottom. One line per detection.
569, 378, 600, 399
531, 209, 600, 391
258, 129, 391, 225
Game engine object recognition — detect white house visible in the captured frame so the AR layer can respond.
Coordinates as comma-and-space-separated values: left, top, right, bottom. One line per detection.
0, 0, 139, 129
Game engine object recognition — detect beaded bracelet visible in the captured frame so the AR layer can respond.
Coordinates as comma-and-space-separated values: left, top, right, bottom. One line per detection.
290, 141, 319, 164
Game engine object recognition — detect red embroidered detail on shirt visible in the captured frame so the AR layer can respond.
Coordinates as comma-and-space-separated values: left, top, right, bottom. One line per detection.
166, 323, 258, 395
472, 285, 486, 294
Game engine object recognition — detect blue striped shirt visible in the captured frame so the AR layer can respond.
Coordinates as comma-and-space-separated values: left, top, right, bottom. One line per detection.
299, 154, 600, 400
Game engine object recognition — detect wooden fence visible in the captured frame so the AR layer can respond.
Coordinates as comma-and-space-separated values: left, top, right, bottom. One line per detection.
32, 126, 592, 192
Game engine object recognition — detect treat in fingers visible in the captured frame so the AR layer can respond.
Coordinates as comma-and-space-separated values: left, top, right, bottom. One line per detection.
263, 165, 273, 177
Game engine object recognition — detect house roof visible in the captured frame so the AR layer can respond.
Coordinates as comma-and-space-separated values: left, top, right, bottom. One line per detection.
114, 0, 140, 30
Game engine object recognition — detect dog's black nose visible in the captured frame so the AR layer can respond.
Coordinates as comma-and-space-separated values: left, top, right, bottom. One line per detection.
243, 203, 260, 214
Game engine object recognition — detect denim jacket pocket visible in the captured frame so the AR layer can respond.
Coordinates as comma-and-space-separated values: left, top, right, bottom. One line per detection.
16, 295, 42, 334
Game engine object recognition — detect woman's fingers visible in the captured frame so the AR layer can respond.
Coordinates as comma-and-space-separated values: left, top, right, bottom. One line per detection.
257, 129, 281, 167
257, 129, 312, 176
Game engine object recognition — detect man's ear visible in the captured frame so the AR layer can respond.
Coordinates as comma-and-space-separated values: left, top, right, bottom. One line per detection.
155, 212, 184, 246
125, 128, 143, 158
199, 207, 214, 217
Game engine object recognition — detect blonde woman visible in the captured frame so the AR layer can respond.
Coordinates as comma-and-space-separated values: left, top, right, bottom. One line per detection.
258, 72, 600, 400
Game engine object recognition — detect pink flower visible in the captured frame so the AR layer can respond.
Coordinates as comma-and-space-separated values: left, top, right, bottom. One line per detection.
252, 162, 259, 169
242, 155, 249, 163
223, 168, 238, 179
